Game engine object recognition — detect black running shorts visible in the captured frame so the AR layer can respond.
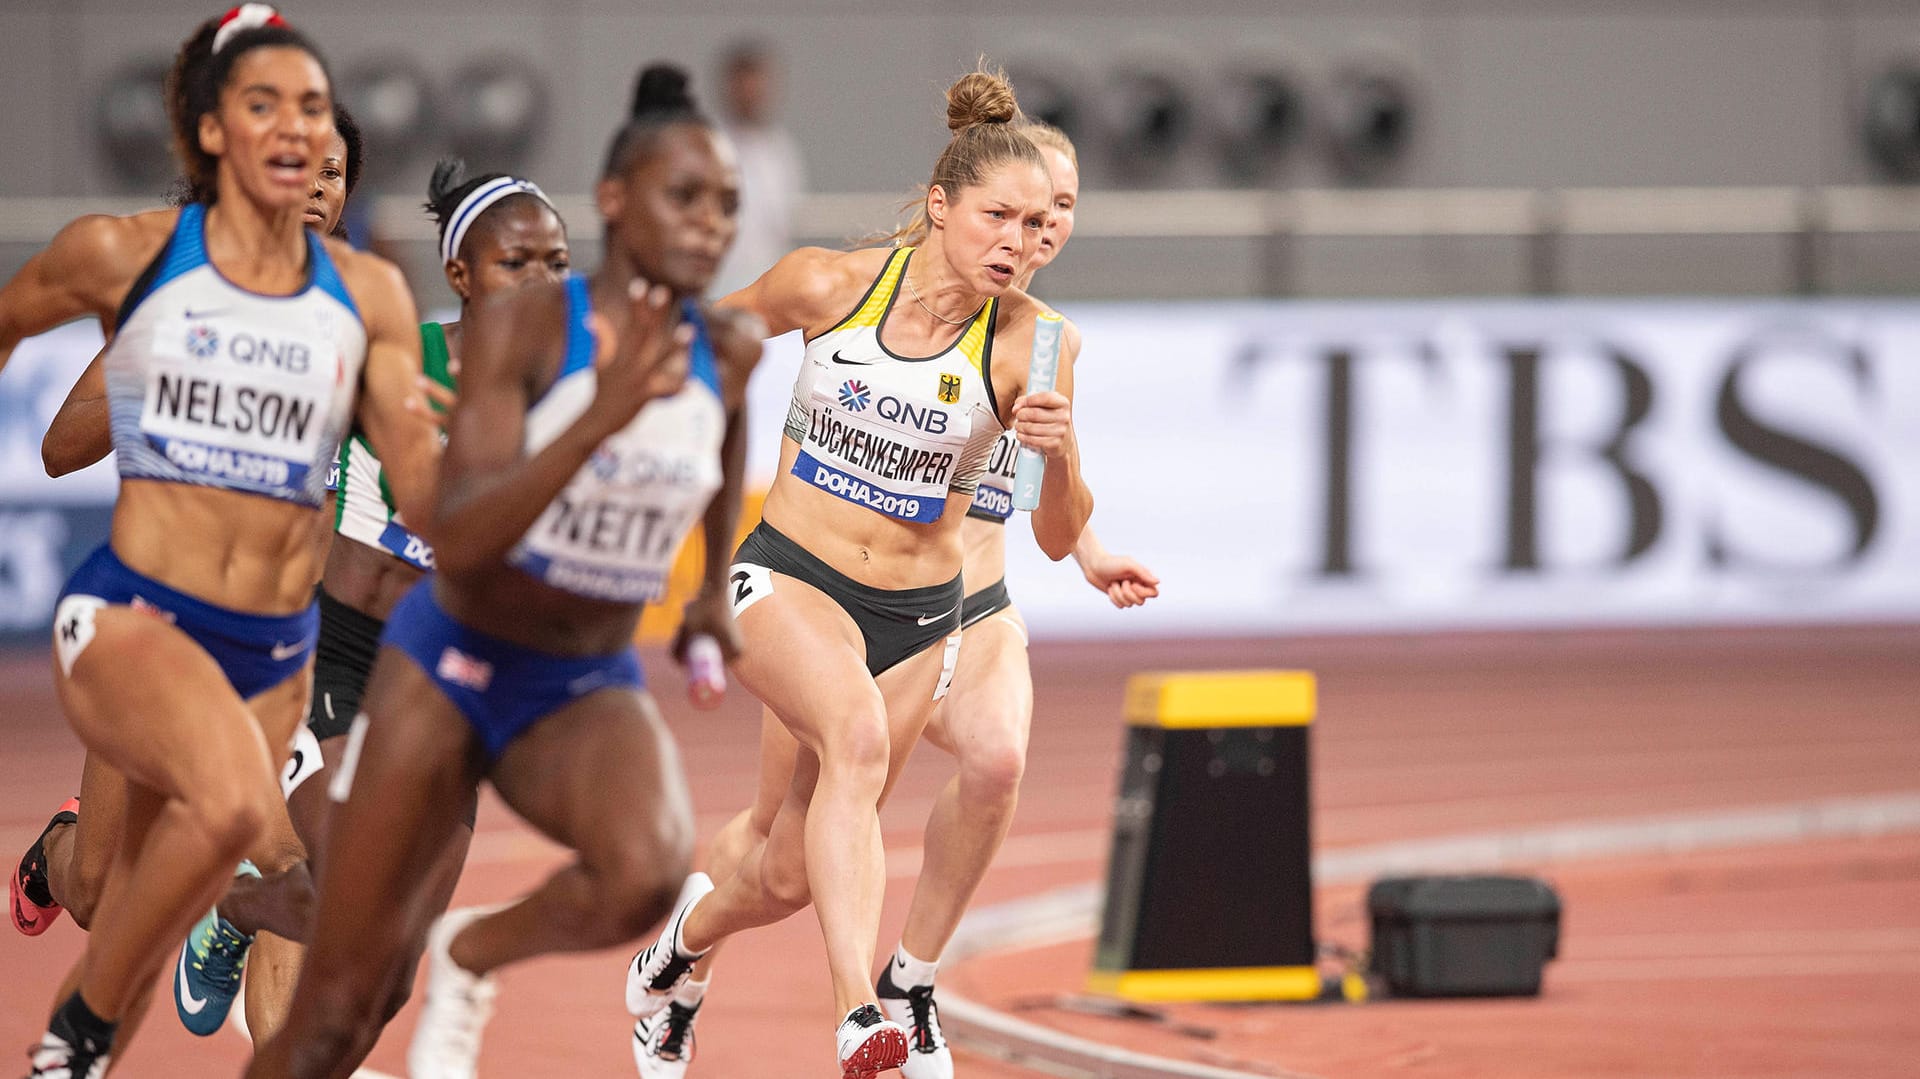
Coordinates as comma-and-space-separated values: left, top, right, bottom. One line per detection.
730, 522, 962, 678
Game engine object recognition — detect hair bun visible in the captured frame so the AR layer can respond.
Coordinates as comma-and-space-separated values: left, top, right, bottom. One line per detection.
945, 70, 1018, 134
631, 63, 695, 118
426, 158, 469, 206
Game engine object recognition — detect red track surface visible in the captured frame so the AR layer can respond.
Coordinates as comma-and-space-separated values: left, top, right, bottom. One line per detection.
3, 626, 1917, 1077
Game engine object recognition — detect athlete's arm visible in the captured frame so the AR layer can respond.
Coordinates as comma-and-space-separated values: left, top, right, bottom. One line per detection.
428, 280, 693, 578
1071, 525, 1160, 609
0, 214, 153, 377
42, 348, 111, 477
1015, 318, 1093, 560
674, 308, 765, 662
341, 252, 441, 530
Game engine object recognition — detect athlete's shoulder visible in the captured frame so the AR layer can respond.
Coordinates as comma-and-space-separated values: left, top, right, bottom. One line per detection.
773, 245, 888, 306
322, 238, 407, 300
48, 209, 177, 277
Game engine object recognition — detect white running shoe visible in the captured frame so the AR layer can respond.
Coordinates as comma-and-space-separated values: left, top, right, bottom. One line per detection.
408, 907, 499, 1079
835, 1003, 909, 1079
630, 999, 700, 1078
625, 873, 714, 1019
877, 964, 952, 1079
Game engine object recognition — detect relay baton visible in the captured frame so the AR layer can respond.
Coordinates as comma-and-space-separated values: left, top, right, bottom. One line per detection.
1011, 312, 1065, 512
685, 633, 726, 710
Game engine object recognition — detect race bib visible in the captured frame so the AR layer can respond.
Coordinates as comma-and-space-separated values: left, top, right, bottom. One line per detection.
512, 487, 700, 604
792, 379, 969, 524
140, 314, 337, 493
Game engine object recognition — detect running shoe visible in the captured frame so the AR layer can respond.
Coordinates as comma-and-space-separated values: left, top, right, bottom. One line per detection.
26, 999, 112, 1079
625, 872, 714, 1019
835, 1003, 909, 1079
408, 907, 498, 1079
172, 861, 259, 1036
877, 965, 952, 1079
630, 999, 700, 1078
11, 798, 78, 937
174, 912, 250, 1036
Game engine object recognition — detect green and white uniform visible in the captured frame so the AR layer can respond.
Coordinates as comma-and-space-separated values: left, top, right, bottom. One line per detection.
331, 322, 455, 570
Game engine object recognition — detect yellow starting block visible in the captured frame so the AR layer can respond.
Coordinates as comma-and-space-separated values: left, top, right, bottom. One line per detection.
1088, 670, 1320, 1003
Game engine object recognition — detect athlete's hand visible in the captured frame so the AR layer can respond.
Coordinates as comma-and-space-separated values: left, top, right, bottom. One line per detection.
674, 584, 743, 664
587, 280, 693, 435
1011, 390, 1073, 457
409, 374, 460, 436
1080, 550, 1160, 608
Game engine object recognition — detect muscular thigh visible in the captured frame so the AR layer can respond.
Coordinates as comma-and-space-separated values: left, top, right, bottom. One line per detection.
923, 610, 1033, 763
487, 687, 691, 868
730, 573, 884, 755
54, 607, 274, 800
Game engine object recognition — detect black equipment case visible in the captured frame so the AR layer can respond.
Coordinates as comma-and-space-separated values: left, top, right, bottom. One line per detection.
1367, 875, 1561, 997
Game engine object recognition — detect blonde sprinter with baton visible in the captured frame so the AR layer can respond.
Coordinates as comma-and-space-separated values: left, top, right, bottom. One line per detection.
625, 69, 1093, 1078
632, 121, 1156, 1079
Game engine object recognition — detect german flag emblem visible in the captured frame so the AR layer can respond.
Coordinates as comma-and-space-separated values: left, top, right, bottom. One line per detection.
938, 373, 962, 404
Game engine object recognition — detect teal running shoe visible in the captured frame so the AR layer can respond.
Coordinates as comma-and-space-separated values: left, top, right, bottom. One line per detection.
173, 861, 259, 1036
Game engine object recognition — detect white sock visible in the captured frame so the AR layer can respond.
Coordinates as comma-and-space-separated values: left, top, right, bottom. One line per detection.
889, 944, 938, 990
673, 976, 709, 1008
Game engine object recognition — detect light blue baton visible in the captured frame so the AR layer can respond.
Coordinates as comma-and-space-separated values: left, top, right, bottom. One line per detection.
1011, 312, 1064, 511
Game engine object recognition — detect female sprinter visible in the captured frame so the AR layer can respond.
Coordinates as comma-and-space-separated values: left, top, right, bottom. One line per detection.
634, 121, 1157, 1079
873, 119, 1157, 1076
14, 98, 368, 1055
244, 63, 758, 1079
233, 159, 573, 1045
0, 8, 437, 1076
220, 157, 572, 1044
626, 69, 1094, 1078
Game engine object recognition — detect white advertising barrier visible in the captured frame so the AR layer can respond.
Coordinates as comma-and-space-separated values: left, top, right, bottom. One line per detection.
9, 307, 1919, 642
747, 301, 1920, 638
0, 322, 118, 644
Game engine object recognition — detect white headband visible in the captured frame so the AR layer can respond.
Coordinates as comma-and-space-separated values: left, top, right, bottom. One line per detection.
213, 4, 286, 55
440, 177, 553, 265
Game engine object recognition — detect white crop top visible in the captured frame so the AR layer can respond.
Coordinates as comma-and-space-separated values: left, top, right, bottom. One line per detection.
106, 203, 365, 507
508, 278, 726, 604
783, 247, 1003, 525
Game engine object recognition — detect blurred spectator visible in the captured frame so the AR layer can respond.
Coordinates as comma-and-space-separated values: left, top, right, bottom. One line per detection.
713, 40, 806, 297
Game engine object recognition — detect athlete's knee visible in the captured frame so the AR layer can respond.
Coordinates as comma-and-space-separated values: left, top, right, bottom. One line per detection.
957, 722, 1028, 805
285, 985, 382, 1073
598, 833, 695, 941
601, 864, 686, 942
760, 840, 812, 914
819, 708, 891, 792
186, 784, 271, 862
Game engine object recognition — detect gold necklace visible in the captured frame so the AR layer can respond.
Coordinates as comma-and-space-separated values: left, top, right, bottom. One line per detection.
904, 268, 981, 326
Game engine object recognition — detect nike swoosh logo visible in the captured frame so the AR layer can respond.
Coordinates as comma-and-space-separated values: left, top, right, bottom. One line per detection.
831, 351, 876, 366
11, 892, 41, 931
916, 605, 958, 626
270, 638, 314, 662
177, 944, 209, 1014
183, 308, 230, 320
894, 955, 909, 971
